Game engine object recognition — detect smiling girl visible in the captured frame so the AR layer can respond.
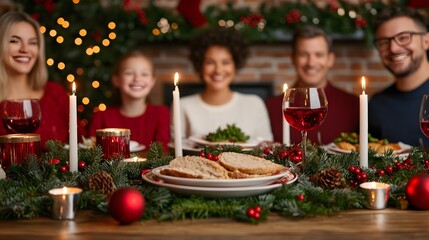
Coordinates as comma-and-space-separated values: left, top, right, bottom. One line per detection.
88, 49, 170, 152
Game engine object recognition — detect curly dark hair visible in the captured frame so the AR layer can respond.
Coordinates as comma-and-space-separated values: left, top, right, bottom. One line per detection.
374, 7, 428, 33
189, 27, 249, 74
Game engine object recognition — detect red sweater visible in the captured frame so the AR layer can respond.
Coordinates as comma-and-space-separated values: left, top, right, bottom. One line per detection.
0, 82, 86, 147
265, 82, 359, 145
88, 105, 170, 152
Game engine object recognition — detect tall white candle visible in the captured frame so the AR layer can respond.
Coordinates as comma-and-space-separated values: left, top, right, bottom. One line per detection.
69, 82, 78, 172
173, 72, 183, 157
282, 83, 290, 146
359, 76, 368, 168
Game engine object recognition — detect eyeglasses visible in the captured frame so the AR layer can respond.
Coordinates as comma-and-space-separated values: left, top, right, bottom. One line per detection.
373, 31, 427, 50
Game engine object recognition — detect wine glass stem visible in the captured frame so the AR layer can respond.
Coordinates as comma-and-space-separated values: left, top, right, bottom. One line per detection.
301, 130, 307, 171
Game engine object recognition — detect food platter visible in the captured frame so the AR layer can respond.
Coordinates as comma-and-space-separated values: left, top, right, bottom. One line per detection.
323, 142, 411, 155
142, 170, 297, 198
151, 166, 294, 187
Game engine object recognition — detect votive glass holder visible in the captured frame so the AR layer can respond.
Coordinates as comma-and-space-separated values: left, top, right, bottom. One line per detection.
0, 133, 41, 170
96, 128, 130, 160
49, 187, 83, 220
359, 182, 390, 210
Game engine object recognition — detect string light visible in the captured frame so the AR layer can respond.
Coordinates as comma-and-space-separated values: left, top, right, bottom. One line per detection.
66, 74, 75, 82
152, 29, 160, 36
74, 37, 82, 45
79, 29, 87, 37
57, 62, 65, 70
72, 0, 80, 4
92, 46, 100, 54
108, 32, 116, 39
39, 26, 46, 33
108, 22, 116, 29
56, 36, 64, 43
62, 21, 70, 28
92, 81, 100, 88
98, 103, 107, 111
46, 58, 54, 66
57, 17, 64, 25
86, 48, 94, 55
82, 97, 90, 105
102, 39, 110, 46
49, 29, 57, 37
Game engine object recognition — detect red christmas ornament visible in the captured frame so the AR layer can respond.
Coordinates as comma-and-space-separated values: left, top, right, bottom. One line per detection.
297, 194, 305, 201
405, 174, 429, 210
108, 187, 145, 224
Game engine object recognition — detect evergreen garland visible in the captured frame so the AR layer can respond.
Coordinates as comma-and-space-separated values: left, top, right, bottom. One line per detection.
0, 141, 428, 223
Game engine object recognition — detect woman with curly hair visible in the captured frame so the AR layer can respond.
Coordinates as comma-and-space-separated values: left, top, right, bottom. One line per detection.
176, 27, 273, 142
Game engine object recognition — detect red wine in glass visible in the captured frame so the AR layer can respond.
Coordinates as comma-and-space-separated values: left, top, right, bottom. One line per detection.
420, 95, 429, 141
283, 107, 328, 131
1, 99, 41, 133
283, 88, 328, 170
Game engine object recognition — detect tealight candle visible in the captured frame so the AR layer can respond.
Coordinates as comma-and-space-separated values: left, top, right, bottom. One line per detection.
359, 76, 368, 168
359, 182, 390, 210
49, 187, 83, 220
123, 157, 147, 163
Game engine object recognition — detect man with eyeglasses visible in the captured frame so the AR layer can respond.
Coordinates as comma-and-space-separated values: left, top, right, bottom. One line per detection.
369, 7, 429, 147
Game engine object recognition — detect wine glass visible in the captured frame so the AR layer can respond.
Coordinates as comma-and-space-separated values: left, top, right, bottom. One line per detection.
1, 99, 41, 133
283, 88, 328, 169
420, 95, 429, 140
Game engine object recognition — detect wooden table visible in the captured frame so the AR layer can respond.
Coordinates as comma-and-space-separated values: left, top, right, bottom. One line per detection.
1, 209, 429, 240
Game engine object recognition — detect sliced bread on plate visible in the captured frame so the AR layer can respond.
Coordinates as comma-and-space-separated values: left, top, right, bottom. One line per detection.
160, 156, 229, 179
219, 152, 285, 175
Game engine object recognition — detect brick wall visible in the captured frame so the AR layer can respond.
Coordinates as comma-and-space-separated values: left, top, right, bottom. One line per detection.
140, 0, 394, 105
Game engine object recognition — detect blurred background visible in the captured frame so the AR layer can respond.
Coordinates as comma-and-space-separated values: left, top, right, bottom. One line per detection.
2, 0, 427, 128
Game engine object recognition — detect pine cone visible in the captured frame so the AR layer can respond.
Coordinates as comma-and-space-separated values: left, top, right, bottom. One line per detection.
309, 168, 346, 189
88, 171, 116, 197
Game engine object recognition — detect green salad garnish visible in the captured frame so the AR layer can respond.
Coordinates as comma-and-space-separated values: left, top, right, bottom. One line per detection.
205, 124, 250, 143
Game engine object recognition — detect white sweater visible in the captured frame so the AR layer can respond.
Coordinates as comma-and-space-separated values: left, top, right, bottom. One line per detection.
175, 92, 273, 141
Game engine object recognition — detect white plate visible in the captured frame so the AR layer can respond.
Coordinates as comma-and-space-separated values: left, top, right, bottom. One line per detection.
323, 142, 411, 155
142, 171, 297, 198
152, 166, 294, 188
188, 135, 260, 148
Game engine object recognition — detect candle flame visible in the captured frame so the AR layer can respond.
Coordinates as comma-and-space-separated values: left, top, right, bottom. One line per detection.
283, 83, 288, 93
72, 82, 76, 95
62, 186, 68, 194
361, 76, 366, 93
174, 72, 179, 86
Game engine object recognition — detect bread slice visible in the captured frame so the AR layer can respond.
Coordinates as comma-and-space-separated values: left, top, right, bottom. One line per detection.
160, 156, 229, 179
219, 152, 285, 175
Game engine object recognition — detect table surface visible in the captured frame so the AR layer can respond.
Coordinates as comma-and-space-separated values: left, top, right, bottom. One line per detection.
1, 209, 429, 240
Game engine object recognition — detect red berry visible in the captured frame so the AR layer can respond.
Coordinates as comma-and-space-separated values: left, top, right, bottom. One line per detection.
280, 151, 288, 158
405, 158, 412, 165
253, 212, 260, 219
78, 161, 86, 169
360, 172, 367, 181
377, 169, 385, 176
199, 151, 205, 157
348, 166, 356, 173
386, 165, 393, 174
60, 165, 68, 173
254, 206, 262, 213
263, 147, 271, 155
370, 165, 375, 169
140, 169, 151, 175
247, 208, 256, 217
354, 168, 361, 174
212, 155, 219, 161
49, 158, 60, 165
206, 153, 213, 160
297, 194, 304, 201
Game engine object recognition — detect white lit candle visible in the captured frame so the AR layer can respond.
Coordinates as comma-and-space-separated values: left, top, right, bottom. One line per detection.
49, 186, 83, 220
282, 83, 290, 146
173, 72, 183, 157
359, 76, 368, 168
69, 82, 78, 172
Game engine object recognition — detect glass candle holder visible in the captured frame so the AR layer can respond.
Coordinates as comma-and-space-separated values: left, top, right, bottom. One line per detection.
49, 187, 83, 220
0, 133, 41, 170
96, 128, 130, 160
359, 182, 390, 210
